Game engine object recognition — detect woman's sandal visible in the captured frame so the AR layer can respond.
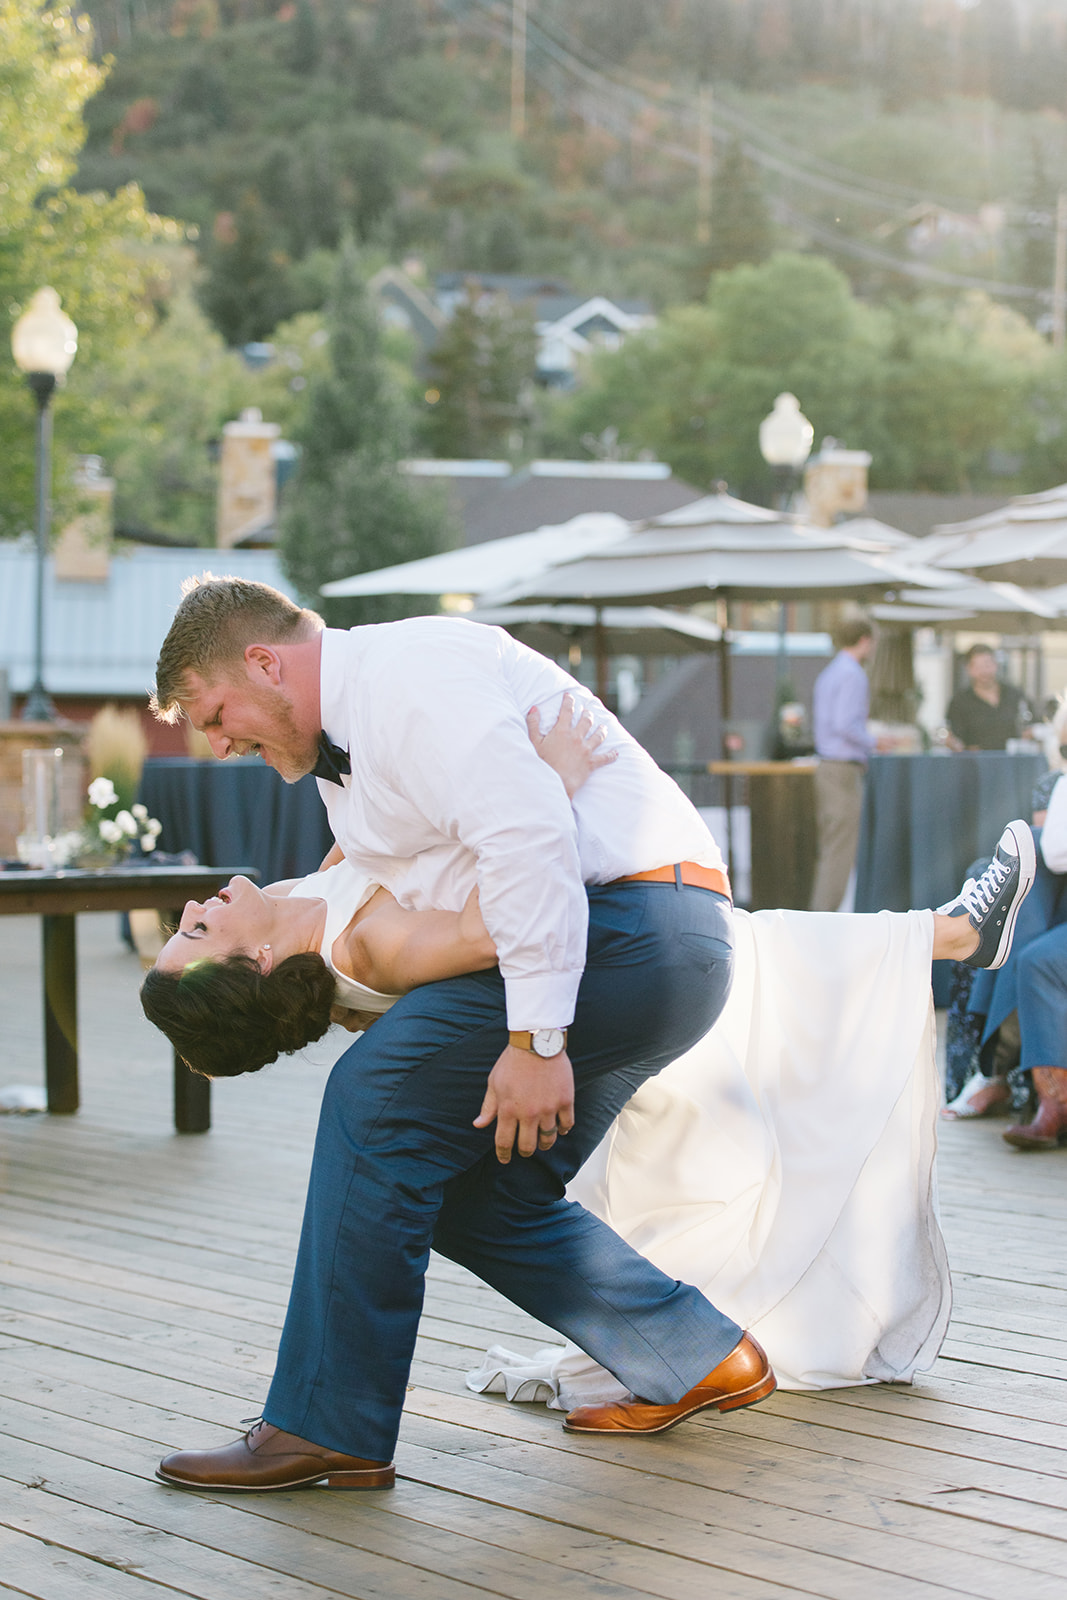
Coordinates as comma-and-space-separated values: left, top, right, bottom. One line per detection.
941, 1071, 1010, 1120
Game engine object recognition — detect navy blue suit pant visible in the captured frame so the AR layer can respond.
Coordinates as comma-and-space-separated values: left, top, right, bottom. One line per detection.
264, 881, 740, 1459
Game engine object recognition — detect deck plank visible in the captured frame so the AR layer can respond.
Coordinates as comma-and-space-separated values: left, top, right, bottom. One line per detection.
3, 912, 1066, 1599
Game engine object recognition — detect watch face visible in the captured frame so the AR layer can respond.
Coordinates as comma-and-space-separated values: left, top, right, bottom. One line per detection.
532, 1028, 565, 1058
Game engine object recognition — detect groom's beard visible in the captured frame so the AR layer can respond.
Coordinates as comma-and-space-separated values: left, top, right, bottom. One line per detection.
243, 684, 320, 783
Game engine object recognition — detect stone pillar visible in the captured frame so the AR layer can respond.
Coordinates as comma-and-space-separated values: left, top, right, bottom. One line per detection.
803, 446, 872, 527
53, 456, 114, 581
216, 408, 280, 548
0, 724, 88, 860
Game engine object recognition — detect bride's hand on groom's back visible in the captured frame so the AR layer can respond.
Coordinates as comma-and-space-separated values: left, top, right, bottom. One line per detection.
474, 1044, 575, 1164
526, 693, 617, 799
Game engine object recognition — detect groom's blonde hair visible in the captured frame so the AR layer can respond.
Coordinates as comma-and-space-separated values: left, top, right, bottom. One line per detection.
151, 573, 322, 723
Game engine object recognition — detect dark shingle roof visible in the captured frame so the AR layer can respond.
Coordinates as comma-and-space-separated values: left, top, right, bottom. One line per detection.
409, 465, 706, 546
865, 492, 1012, 540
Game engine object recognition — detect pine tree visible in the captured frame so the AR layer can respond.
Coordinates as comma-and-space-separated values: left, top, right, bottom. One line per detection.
695, 139, 774, 291
280, 242, 455, 624
198, 189, 295, 346
288, 0, 321, 76
422, 290, 538, 459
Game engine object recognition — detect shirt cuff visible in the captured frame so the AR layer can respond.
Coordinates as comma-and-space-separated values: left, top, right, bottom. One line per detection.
504, 970, 584, 1031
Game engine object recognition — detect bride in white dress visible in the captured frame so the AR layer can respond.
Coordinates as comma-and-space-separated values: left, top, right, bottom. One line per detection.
141, 702, 1027, 1402
472, 899, 947, 1404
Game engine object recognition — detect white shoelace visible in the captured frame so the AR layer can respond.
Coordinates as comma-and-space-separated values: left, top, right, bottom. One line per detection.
959, 853, 1012, 918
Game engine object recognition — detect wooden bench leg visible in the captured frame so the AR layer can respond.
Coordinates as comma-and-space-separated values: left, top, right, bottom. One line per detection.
42, 914, 78, 1114
174, 1052, 211, 1134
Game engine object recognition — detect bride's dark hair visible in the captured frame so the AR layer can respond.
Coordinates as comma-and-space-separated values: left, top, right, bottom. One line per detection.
140, 952, 336, 1078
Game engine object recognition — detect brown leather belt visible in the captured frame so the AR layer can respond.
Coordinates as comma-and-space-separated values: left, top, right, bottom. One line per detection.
615, 861, 732, 902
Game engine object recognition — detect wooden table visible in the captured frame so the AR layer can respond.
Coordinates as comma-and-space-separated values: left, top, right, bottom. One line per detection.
0, 865, 254, 1134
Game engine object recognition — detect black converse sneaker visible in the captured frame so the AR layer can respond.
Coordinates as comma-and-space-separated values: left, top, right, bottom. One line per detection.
937, 820, 1036, 970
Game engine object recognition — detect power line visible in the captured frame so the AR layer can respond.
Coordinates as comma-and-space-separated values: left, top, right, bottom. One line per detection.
466, 0, 1056, 229
457, 0, 1056, 304
537, 21, 1029, 217
524, 5, 1058, 226
775, 199, 1049, 301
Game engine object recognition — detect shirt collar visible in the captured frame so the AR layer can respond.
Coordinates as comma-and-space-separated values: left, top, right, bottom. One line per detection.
319, 628, 351, 752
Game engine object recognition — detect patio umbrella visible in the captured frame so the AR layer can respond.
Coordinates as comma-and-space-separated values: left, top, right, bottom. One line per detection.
474, 496, 961, 732
830, 515, 921, 550
466, 603, 722, 664
647, 494, 922, 552
921, 483, 1067, 587
479, 534, 962, 608
320, 513, 630, 602
871, 580, 1067, 632
323, 492, 957, 719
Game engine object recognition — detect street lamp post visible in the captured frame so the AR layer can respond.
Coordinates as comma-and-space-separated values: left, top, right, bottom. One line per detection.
758, 392, 814, 697
11, 288, 78, 722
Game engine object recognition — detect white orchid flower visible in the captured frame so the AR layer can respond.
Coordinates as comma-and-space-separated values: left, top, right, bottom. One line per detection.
52, 832, 81, 867
115, 809, 139, 837
88, 777, 118, 810
98, 818, 124, 844
132, 803, 148, 822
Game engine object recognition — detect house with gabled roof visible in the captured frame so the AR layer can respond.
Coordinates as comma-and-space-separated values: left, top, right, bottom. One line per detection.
367, 266, 655, 387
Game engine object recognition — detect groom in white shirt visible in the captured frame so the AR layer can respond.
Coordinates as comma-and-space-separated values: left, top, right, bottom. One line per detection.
150, 575, 775, 1493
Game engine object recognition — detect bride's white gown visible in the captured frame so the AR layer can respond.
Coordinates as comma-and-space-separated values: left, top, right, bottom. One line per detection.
466, 906, 950, 1406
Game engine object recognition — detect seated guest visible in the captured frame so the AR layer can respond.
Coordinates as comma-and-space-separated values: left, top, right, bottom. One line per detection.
947, 643, 1030, 751
947, 737, 1067, 1148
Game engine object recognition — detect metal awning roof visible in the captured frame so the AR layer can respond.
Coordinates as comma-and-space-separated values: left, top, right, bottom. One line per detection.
0, 544, 298, 696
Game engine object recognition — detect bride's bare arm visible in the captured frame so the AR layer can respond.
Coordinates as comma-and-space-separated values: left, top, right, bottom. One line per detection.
333, 693, 614, 996
340, 886, 497, 994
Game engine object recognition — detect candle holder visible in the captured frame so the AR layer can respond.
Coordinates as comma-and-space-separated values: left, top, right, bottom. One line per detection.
18, 747, 63, 868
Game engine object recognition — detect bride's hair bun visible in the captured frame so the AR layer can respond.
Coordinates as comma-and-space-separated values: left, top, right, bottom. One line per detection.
140, 952, 336, 1078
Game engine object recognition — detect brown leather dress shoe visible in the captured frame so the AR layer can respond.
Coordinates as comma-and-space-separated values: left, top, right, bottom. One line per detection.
563, 1333, 776, 1435
156, 1421, 395, 1491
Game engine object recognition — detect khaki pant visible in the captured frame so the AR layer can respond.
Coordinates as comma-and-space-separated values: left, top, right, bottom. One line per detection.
810, 760, 864, 912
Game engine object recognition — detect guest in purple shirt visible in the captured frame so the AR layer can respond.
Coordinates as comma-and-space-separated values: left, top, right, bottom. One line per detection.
811, 619, 876, 911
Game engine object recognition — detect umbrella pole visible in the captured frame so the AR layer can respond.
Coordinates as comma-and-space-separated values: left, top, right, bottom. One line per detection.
595, 608, 609, 704
718, 629, 733, 752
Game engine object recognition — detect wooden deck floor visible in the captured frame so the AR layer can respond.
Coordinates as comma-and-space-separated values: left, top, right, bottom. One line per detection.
2, 912, 1066, 1600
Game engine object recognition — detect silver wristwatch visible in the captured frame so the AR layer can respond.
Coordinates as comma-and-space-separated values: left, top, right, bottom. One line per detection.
509, 1027, 568, 1058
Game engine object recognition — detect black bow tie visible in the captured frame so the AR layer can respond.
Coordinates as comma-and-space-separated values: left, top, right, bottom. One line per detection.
312, 732, 351, 786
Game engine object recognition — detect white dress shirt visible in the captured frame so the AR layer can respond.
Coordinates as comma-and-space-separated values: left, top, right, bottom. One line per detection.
317, 618, 724, 1030
1041, 773, 1067, 873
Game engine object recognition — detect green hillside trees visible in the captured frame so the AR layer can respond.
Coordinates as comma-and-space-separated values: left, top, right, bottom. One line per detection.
1, 0, 175, 537
280, 244, 455, 623
562, 253, 1057, 496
